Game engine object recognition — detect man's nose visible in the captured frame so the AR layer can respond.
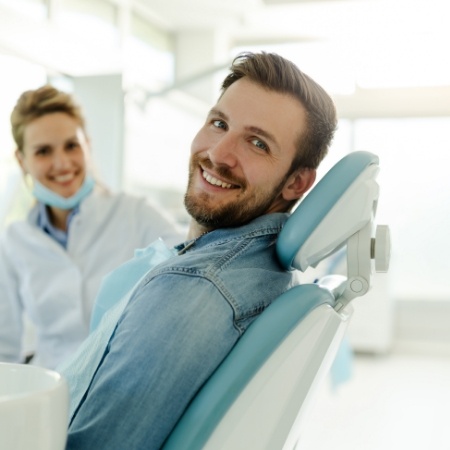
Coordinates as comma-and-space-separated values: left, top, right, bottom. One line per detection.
207, 134, 239, 168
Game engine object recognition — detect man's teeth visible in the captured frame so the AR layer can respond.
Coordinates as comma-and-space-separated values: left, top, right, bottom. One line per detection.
202, 170, 232, 189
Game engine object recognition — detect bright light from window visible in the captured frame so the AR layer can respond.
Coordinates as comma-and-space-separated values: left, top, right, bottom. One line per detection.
56, 11, 119, 48
234, 0, 450, 92
123, 37, 174, 91
233, 41, 357, 95
354, 117, 450, 300
0, 0, 46, 20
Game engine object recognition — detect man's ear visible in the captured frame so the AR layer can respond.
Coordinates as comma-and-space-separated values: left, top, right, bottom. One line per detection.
281, 168, 316, 202
14, 149, 27, 175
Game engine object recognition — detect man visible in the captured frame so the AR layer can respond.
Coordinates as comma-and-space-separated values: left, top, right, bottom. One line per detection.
64, 51, 337, 449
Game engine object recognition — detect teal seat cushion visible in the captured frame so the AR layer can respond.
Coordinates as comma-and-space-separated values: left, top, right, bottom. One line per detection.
162, 284, 335, 450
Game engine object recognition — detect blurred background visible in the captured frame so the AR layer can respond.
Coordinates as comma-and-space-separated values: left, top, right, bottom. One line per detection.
1, 1, 449, 449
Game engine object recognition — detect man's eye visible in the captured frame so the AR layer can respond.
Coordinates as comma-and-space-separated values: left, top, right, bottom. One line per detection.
213, 120, 227, 130
251, 138, 269, 152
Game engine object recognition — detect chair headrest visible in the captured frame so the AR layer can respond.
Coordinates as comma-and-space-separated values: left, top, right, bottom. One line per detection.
277, 151, 380, 272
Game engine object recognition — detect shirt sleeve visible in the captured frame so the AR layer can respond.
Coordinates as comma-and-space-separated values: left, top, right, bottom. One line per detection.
66, 272, 240, 450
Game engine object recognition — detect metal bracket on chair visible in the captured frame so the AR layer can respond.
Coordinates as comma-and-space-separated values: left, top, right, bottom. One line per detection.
334, 221, 391, 312
334, 275, 369, 312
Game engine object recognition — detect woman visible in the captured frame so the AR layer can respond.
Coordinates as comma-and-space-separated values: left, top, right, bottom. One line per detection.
0, 85, 183, 369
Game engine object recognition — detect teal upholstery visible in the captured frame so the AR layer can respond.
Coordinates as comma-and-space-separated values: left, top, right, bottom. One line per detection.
277, 151, 379, 270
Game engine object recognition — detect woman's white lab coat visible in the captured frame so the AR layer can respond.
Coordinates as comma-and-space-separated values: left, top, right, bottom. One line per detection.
0, 187, 183, 369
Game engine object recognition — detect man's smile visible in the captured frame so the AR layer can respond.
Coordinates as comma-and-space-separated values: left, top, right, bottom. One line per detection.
201, 167, 239, 190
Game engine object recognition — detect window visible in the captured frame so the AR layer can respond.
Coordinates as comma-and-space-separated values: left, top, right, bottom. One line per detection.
55, 0, 119, 46
354, 118, 450, 301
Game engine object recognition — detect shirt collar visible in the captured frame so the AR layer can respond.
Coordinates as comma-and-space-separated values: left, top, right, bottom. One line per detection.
175, 213, 289, 254
37, 202, 80, 248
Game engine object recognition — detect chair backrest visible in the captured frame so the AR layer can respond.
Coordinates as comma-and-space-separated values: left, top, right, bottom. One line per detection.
163, 151, 388, 450
0, 362, 69, 450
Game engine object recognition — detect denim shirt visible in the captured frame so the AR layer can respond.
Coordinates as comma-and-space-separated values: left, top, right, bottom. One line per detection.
66, 213, 295, 450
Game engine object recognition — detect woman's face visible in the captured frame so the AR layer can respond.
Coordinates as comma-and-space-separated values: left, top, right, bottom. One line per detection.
16, 112, 90, 198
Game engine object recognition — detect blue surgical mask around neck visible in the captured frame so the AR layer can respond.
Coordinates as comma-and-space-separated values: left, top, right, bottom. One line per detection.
32, 175, 95, 210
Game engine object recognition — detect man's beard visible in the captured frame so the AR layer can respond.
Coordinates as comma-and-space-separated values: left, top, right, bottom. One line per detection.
184, 155, 288, 230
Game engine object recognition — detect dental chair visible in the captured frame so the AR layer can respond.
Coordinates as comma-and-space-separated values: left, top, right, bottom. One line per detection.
162, 150, 390, 450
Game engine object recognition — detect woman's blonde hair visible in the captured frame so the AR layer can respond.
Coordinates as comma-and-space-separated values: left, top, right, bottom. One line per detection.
11, 85, 86, 152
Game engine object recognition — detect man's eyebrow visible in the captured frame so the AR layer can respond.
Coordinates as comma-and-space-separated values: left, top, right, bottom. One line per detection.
208, 108, 279, 146
246, 126, 278, 146
208, 108, 228, 120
